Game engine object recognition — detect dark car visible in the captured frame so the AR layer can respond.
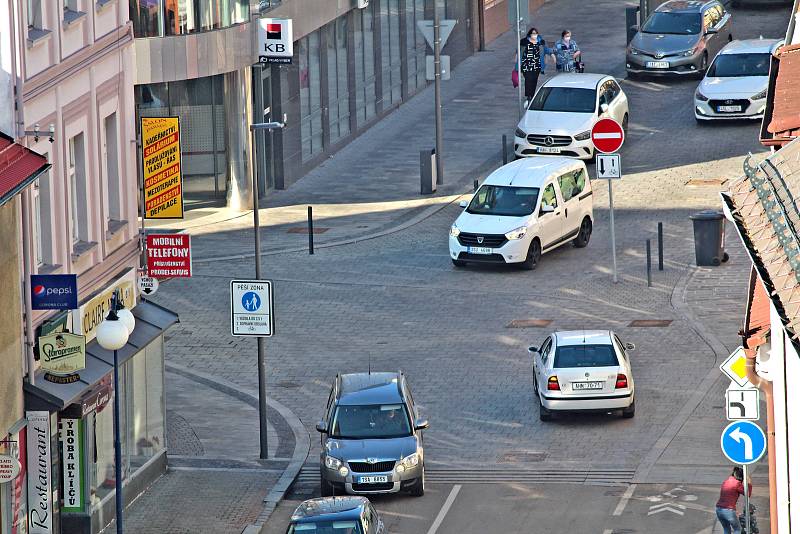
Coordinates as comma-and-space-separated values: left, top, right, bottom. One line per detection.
316, 372, 428, 497
626, 0, 733, 78
286, 496, 385, 534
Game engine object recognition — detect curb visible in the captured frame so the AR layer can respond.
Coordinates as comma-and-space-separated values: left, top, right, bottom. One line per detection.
163, 362, 310, 533
632, 264, 729, 484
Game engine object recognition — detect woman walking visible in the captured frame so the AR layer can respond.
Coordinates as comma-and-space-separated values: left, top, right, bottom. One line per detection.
515, 28, 547, 103
555, 30, 581, 73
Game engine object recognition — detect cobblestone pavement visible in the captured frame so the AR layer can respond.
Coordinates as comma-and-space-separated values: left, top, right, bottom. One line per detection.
136, 0, 791, 531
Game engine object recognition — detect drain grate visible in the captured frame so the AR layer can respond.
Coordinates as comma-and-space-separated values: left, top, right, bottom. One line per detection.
628, 319, 672, 327
686, 178, 727, 186
498, 451, 548, 463
506, 319, 553, 328
287, 227, 330, 234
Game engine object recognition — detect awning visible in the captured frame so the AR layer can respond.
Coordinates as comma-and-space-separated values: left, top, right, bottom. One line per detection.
0, 131, 50, 207
24, 299, 179, 412
762, 44, 800, 148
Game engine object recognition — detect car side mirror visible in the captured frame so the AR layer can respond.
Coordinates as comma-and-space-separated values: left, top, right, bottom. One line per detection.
414, 418, 429, 431
540, 204, 555, 214
625, 342, 636, 351
316, 421, 328, 433
600, 103, 610, 114
528, 346, 539, 355
459, 200, 468, 208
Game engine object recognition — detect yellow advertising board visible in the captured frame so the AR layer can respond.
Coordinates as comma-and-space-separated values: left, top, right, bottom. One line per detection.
72, 268, 137, 344
142, 117, 184, 219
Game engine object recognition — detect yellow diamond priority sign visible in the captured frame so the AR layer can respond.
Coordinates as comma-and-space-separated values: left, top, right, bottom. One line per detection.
720, 346, 753, 388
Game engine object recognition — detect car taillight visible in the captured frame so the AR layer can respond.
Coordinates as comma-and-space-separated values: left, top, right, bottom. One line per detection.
615, 374, 628, 389
547, 376, 560, 391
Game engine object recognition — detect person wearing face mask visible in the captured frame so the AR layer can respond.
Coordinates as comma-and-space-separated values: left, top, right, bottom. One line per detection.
514, 28, 551, 103
555, 30, 581, 73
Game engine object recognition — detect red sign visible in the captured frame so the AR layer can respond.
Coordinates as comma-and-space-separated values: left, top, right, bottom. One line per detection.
147, 234, 192, 279
591, 118, 625, 154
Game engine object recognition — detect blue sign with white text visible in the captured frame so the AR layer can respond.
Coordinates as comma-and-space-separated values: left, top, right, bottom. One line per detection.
721, 421, 767, 465
30, 274, 78, 310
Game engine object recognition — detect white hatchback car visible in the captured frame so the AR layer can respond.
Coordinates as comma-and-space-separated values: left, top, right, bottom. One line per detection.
529, 331, 636, 421
449, 157, 593, 269
694, 38, 782, 121
514, 74, 629, 160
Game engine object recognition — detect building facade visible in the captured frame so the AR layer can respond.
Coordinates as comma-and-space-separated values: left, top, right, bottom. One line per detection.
1, 0, 177, 532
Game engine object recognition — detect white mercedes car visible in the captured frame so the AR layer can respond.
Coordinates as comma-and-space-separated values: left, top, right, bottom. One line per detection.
694, 38, 782, 121
514, 74, 629, 160
530, 331, 636, 421
449, 157, 593, 270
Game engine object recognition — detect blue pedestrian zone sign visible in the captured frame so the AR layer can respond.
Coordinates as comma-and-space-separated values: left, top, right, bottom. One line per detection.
721, 421, 767, 465
242, 292, 261, 312
230, 280, 274, 337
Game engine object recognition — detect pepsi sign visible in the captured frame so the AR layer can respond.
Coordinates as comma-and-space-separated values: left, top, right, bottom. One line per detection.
31, 274, 78, 310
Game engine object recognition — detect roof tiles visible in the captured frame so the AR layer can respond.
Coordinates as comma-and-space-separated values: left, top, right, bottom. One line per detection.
0, 131, 50, 207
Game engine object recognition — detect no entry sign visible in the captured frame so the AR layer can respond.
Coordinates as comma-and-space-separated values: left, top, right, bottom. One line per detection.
147, 234, 192, 278
591, 118, 625, 154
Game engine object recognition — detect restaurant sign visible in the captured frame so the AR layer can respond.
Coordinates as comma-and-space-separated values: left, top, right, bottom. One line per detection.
38, 332, 85, 384
71, 268, 136, 343
26, 411, 52, 534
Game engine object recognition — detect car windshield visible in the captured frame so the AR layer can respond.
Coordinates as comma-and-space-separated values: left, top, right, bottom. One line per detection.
707, 53, 771, 77
641, 12, 702, 35
288, 521, 363, 534
330, 404, 412, 439
467, 185, 540, 217
529, 87, 596, 113
554, 344, 619, 368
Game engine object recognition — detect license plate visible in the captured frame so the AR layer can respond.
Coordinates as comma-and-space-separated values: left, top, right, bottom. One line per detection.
646, 61, 670, 69
358, 476, 389, 484
467, 246, 493, 255
572, 381, 604, 390
717, 105, 742, 113
537, 146, 561, 154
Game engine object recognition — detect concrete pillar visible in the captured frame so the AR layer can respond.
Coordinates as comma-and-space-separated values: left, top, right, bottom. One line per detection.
224, 67, 255, 210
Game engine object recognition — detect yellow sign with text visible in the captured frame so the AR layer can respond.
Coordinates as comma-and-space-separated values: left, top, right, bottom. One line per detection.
142, 117, 184, 219
72, 269, 136, 344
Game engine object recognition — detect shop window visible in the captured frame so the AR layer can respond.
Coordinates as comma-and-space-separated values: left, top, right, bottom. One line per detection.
353, 4, 377, 127
326, 17, 351, 143
406, 0, 428, 93
130, 0, 250, 38
379, 0, 402, 108
126, 339, 165, 471
87, 387, 119, 507
299, 31, 324, 161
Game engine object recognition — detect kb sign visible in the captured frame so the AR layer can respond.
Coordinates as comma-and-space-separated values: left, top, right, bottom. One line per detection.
258, 18, 293, 64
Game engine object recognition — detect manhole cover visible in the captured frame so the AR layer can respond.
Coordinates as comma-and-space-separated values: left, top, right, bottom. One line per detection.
498, 451, 548, 463
628, 319, 672, 327
686, 178, 726, 186
287, 227, 330, 234
506, 319, 553, 328
277, 381, 301, 389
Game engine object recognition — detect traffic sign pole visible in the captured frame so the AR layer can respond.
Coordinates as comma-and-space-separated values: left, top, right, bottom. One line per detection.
591, 119, 625, 285
744, 464, 751, 533
608, 179, 618, 283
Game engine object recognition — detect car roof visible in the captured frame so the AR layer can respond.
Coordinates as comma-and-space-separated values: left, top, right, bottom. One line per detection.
655, 0, 715, 13
291, 497, 367, 524
482, 157, 585, 189
718, 38, 782, 55
554, 330, 614, 346
543, 73, 609, 89
338, 372, 403, 406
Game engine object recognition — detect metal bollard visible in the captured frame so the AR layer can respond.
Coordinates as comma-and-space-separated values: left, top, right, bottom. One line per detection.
502, 134, 508, 165
474, 179, 479, 192
646, 239, 652, 287
658, 222, 664, 271
308, 206, 314, 255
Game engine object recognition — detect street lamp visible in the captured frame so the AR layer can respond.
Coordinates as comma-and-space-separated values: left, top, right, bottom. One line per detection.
95, 290, 134, 534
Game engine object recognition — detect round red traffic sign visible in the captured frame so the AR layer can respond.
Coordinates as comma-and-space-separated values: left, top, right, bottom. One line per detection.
591, 118, 625, 154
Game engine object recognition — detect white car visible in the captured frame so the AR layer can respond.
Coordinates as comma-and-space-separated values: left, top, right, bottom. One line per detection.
529, 331, 636, 421
449, 157, 593, 270
694, 38, 782, 121
514, 74, 629, 160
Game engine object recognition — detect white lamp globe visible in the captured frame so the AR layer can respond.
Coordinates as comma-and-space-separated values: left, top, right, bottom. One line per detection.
117, 307, 136, 335
96, 318, 129, 351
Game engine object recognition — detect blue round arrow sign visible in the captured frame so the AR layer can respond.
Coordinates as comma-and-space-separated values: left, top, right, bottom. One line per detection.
720, 421, 767, 465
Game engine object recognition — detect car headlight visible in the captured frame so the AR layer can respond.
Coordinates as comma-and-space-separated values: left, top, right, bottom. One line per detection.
751, 89, 767, 100
680, 48, 696, 57
505, 226, 527, 240
628, 47, 641, 56
694, 89, 709, 102
450, 224, 460, 237
574, 130, 591, 141
325, 456, 343, 470
396, 453, 420, 473
515, 127, 527, 138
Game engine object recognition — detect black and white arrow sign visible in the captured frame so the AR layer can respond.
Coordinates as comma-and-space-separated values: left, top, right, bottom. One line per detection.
596, 154, 621, 179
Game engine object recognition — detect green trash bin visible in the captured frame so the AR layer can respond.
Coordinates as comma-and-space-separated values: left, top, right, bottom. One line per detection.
690, 210, 728, 266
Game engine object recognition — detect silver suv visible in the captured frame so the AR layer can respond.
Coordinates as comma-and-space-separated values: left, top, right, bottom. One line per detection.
316, 372, 428, 497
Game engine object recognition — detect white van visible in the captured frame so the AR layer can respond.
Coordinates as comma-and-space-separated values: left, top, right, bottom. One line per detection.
449, 157, 594, 270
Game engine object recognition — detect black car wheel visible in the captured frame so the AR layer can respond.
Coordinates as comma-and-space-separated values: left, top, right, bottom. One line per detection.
539, 397, 553, 422
573, 218, 592, 248
320, 476, 334, 497
622, 398, 636, 419
519, 239, 541, 271
410, 465, 425, 497
451, 258, 466, 267
697, 53, 708, 78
